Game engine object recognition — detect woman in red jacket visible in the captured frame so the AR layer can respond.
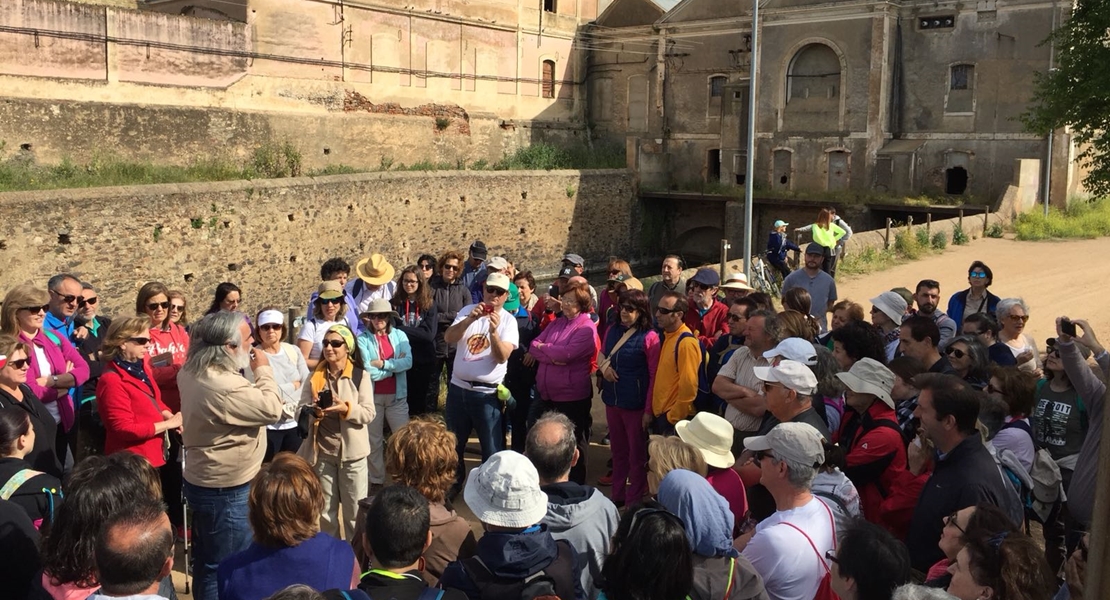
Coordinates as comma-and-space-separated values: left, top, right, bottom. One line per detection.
96, 316, 182, 523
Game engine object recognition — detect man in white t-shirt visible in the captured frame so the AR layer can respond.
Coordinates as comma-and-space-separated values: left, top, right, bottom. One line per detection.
443, 272, 520, 495
740, 422, 838, 600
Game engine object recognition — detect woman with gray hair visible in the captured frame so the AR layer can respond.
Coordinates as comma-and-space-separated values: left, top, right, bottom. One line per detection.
178, 311, 284, 600
942, 335, 990, 390
995, 298, 1039, 374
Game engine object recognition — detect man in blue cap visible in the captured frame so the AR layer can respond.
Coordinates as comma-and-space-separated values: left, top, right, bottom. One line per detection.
684, 267, 729, 346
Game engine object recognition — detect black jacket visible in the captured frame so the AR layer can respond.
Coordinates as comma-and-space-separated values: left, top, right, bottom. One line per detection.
0, 457, 62, 527
439, 526, 584, 600
430, 276, 471, 358
358, 569, 468, 600
907, 435, 1023, 571
0, 386, 62, 479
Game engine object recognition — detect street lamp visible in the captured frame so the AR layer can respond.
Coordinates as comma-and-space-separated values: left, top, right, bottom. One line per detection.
743, 0, 770, 280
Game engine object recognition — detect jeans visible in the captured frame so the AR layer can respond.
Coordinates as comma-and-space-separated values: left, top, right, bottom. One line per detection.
529, 397, 593, 484
314, 453, 368, 541
606, 405, 648, 504
368, 393, 410, 484
183, 480, 252, 600
445, 383, 503, 486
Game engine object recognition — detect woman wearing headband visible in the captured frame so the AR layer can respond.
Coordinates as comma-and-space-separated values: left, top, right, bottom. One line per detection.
254, 308, 310, 461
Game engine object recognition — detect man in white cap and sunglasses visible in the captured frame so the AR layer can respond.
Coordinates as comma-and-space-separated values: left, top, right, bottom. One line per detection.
752, 359, 830, 441
835, 358, 911, 536
741, 422, 838, 600
443, 272, 520, 494
870, 291, 907, 362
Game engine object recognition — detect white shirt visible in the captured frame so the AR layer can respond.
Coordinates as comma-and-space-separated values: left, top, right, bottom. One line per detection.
297, 319, 343, 360
742, 497, 837, 600
347, 280, 398, 315
450, 304, 519, 390
33, 345, 60, 423
717, 347, 767, 432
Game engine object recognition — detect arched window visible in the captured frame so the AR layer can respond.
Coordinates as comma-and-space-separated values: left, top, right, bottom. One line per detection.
542, 60, 555, 99
787, 44, 840, 101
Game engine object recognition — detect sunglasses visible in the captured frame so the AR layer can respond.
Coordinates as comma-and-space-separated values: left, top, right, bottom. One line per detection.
655, 306, 681, 315
619, 304, 637, 313
147, 302, 171, 311
608, 269, 622, 276
1007, 314, 1029, 323
19, 305, 49, 314
963, 329, 982, 336
259, 324, 282, 331
419, 263, 434, 270
78, 296, 98, 307
944, 347, 966, 359
170, 304, 185, 312
969, 272, 988, 279
5, 358, 29, 370
402, 279, 420, 285
689, 281, 712, 291
366, 313, 391, 320
442, 264, 460, 271
316, 297, 343, 305
727, 313, 745, 322
986, 383, 1001, 394
485, 286, 507, 297
944, 512, 966, 534
321, 339, 347, 348
753, 450, 776, 462
129, 337, 151, 345
824, 549, 839, 565
1046, 348, 1060, 358
50, 290, 78, 304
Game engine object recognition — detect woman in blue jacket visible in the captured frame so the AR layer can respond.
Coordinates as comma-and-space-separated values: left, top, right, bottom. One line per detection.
765, 220, 800, 278
597, 289, 659, 507
357, 298, 413, 492
947, 261, 1001, 332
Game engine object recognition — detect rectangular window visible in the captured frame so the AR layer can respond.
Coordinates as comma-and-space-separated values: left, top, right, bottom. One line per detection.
710, 76, 726, 98
542, 61, 555, 99
950, 64, 973, 91
544, 0, 556, 13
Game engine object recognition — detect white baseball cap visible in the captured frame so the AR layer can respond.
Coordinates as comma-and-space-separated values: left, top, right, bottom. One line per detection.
744, 422, 826, 468
763, 338, 818, 366
753, 359, 818, 395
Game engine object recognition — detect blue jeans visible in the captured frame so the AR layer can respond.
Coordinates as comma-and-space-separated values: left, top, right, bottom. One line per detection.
445, 383, 503, 486
183, 480, 252, 600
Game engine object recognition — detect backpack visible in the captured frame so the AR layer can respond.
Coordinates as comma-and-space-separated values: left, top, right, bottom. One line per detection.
675, 332, 721, 416
999, 417, 1065, 525
839, 413, 902, 498
0, 468, 62, 530
460, 540, 577, 600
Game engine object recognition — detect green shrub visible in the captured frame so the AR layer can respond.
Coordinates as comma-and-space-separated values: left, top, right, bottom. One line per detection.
1014, 198, 1110, 240
249, 140, 302, 179
952, 225, 969, 245
986, 223, 1005, 238
493, 142, 625, 170
915, 227, 931, 247
894, 230, 922, 259
931, 231, 948, 249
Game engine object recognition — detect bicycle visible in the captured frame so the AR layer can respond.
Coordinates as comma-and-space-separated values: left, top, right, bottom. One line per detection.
750, 256, 782, 297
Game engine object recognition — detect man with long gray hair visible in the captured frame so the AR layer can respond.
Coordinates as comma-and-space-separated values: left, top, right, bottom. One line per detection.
178, 311, 283, 600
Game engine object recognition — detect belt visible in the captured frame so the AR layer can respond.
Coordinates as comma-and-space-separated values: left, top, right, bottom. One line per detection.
461, 380, 499, 391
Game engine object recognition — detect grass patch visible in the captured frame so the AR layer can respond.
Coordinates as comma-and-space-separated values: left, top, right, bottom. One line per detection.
492, 142, 625, 170
1013, 198, 1110, 240
837, 225, 946, 277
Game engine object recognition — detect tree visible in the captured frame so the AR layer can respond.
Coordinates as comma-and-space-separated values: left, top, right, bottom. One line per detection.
1021, 0, 1110, 197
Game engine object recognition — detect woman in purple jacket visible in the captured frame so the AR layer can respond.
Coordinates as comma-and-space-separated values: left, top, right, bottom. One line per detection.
1, 285, 89, 468
528, 280, 600, 484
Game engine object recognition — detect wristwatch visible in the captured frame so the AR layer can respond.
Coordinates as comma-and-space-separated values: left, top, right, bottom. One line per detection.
51, 375, 58, 386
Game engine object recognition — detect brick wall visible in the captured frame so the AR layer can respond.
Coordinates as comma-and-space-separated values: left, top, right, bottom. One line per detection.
0, 169, 636, 317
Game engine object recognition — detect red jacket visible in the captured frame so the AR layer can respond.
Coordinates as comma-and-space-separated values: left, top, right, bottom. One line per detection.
97, 359, 171, 467
683, 299, 729, 347
838, 401, 913, 538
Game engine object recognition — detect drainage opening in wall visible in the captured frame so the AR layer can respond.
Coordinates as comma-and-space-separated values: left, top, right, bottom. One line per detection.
945, 167, 968, 195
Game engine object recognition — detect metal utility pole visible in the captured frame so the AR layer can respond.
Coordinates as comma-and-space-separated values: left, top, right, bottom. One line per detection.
743, 0, 760, 280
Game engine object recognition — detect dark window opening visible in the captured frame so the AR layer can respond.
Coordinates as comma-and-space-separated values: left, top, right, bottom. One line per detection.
707, 149, 721, 183
542, 60, 555, 98
945, 167, 968, 194
920, 15, 955, 29
736, 174, 746, 185
780, 175, 788, 185
950, 65, 973, 91
710, 76, 726, 98
544, 0, 556, 13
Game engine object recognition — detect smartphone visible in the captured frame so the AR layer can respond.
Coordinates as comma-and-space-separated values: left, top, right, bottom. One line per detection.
482, 302, 495, 315
1061, 318, 1078, 337
317, 388, 334, 410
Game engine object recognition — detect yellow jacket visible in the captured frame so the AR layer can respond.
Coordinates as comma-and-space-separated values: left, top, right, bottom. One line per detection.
651, 325, 700, 423
811, 222, 846, 248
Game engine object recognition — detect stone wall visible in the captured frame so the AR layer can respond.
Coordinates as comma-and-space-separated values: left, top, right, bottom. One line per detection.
0, 169, 636, 316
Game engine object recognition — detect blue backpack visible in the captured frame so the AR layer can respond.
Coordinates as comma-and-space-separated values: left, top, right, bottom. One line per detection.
674, 332, 723, 416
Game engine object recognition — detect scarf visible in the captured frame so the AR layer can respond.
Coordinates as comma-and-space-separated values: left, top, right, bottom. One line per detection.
310, 359, 354, 397
657, 469, 740, 558
114, 357, 155, 397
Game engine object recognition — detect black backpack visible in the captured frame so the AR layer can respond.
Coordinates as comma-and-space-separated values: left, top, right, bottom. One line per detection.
460, 540, 577, 600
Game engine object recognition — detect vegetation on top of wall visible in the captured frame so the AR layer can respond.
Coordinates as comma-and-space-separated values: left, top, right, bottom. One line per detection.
0, 140, 627, 192
1013, 197, 1110, 240
642, 179, 987, 208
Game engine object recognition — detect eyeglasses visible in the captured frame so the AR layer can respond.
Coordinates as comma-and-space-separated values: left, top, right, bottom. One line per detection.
50, 290, 78, 304
402, 278, 420, 285
655, 306, 680, 315
969, 272, 988, 279
442, 264, 460, 272
78, 296, 98, 307
1046, 348, 1060, 358
944, 347, 967, 359
170, 304, 185, 312
316, 297, 343, 305
944, 512, 966, 534
986, 384, 1001, 395
619, 304, 637, 313
147, 302, 170, 311
321, 339, 347, 348
485, 286, 507, 297
5, 358, 29, 370
419, 263, 434, 270
824, 550, 839, 565
259, 324, 282, 332
367, 314, 390, 320
608, 269, 622, 276
1007, 314, 1029, 323
753, 449, 776, 462
128, 337, 151, 345
19, 305, 48, 314
761, 381, 787, 392
727, 313, 746, 322
689, 282, 711, 291
963, 328, 982, 336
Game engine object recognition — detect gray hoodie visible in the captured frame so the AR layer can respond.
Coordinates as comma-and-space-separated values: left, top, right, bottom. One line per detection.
540, 482, 620, 600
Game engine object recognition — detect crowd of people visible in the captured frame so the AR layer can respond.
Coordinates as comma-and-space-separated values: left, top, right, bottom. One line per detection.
0, 235, 1101, 600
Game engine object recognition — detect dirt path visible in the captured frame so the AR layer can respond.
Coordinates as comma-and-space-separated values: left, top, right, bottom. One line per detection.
835, 236, 1110, 345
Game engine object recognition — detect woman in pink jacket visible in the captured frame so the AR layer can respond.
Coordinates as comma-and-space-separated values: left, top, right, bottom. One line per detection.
0, 285, 90, 468
528, 280, 600, 484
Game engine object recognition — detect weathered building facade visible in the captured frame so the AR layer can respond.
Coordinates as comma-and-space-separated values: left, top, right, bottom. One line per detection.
588, 0, 1077, 204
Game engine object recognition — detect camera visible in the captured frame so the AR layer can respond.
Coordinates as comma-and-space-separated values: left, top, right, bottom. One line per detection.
1061, 318, 1077, 337
317, 389, 334, 410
